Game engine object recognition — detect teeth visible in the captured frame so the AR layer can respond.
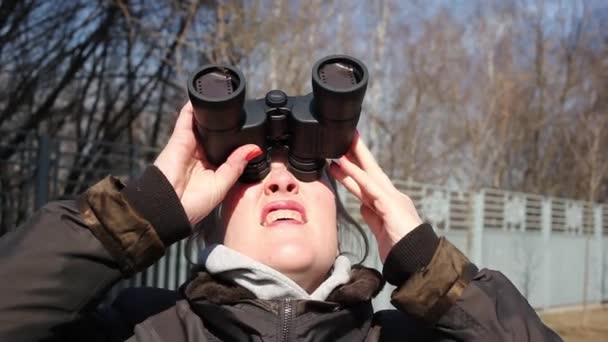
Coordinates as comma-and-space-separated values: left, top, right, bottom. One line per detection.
264, 209, 303, 225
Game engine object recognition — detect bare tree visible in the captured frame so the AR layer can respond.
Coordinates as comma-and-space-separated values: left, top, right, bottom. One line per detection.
2, 0, 607, 234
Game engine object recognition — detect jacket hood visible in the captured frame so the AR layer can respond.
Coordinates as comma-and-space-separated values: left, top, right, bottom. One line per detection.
199, 244, 354, 301
182, 264, 385, 305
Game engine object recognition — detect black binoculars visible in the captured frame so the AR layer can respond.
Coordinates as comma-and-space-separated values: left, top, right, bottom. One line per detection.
187, 55, 368, 183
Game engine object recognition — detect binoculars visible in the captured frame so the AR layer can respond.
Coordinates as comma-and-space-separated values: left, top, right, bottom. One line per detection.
187, 55, 368, 182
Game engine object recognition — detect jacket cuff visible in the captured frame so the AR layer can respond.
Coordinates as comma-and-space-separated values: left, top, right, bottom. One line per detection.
78, 176, 165, 275
121, 165, 191, 247
382, 223, 440, 286
389, 238, 478, 322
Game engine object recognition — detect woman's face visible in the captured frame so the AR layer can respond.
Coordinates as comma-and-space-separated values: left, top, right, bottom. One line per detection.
220, 149, 338, 290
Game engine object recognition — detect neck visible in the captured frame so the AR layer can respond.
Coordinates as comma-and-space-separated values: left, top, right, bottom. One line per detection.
200, 244, 353, 301
282, 268, 328, 294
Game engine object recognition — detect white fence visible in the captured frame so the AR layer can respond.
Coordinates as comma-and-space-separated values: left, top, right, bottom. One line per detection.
340, 179, 608, 311
116, 177, 607, 311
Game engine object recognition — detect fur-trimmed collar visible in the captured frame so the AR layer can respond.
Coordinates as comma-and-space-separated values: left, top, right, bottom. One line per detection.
182, 265, 385, 306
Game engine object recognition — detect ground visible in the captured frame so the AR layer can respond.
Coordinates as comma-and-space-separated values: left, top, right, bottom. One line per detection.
541, 307, 608, 342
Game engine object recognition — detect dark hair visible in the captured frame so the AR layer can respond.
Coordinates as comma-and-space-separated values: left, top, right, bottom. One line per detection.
184, 168, 370, 266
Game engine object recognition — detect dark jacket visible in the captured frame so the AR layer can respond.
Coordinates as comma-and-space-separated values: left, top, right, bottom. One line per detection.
0, 167, 561, 341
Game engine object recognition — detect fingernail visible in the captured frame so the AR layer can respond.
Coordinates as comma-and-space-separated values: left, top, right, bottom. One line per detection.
334, 157, 346, 167
246, 147, 263, 161
331, 159, 341, 168
354, 128, 360, 138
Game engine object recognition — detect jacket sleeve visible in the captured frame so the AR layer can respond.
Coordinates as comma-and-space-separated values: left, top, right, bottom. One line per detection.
0, 166, 191, 342
382, 224, 562, 341
0, 200, 123, 341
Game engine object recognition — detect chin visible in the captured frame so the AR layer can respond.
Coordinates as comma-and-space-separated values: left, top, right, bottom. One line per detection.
265, 242, 318, 273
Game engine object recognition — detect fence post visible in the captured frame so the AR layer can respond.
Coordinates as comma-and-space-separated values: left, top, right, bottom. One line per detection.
594, 205, 604, 303
35, 134, 51, 209
129, 143, 139, 180
541, 198, 552, 309
471, 191, 484, 266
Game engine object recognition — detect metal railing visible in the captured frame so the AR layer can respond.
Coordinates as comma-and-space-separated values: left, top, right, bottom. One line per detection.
347, 180, 608, 310
0, 131, 158, 233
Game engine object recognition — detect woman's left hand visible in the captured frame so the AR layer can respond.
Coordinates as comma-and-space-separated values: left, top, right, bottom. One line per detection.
328, 132, 423, 263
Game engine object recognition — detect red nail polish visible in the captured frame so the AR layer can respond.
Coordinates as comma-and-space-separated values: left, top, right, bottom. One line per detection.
246, 148, 263, 161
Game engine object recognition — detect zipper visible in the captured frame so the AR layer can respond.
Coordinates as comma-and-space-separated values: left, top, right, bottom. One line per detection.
279, 299, 294, 342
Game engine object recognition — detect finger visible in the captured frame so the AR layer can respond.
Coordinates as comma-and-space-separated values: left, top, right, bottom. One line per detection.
348, 132, 394, 189
171, 102, 216, 168
360, 204, 383, 236
328, 161, 363, 200
349, 133, 392, 184
174, 102, 195, 132
336, 155, 385, 202
165, 102, 198, 155
214, 144, 262, 190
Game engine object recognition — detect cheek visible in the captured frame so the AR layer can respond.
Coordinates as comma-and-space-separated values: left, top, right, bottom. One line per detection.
222, 184, 260, 226
310, 185, 337, 228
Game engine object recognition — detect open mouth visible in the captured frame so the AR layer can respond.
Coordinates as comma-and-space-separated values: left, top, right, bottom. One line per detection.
260, 200, 307, 227
263, 209, 304, 226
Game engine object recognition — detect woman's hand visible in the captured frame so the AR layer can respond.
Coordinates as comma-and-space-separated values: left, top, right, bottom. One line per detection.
154, 102, 262, 225
328, 132, 423, 262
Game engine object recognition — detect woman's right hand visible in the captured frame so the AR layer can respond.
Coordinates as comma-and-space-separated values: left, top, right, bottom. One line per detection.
153, 102, 262, 225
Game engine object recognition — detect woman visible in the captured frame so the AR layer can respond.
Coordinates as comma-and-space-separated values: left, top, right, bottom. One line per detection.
0, 103, 560, 341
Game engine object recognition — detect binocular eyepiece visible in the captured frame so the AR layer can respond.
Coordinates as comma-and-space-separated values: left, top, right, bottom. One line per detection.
187, 55, 368, 183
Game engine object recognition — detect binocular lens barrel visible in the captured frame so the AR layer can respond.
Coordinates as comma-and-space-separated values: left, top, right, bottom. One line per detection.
188, 65, 246, 132
312, 55, 368, 121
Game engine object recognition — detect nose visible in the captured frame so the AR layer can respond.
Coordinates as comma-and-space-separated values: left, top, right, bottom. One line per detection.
263, 166, 299, 195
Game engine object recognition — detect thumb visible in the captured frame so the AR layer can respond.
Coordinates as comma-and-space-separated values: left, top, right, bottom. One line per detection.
214, 144, 263, 191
